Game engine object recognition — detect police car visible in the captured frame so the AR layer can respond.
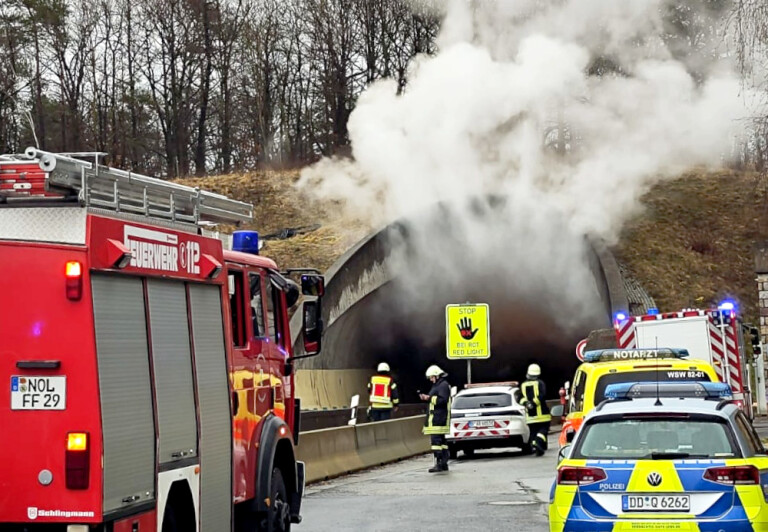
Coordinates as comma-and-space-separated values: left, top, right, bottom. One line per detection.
550, 381, 768, 531
447, 382, 530, 458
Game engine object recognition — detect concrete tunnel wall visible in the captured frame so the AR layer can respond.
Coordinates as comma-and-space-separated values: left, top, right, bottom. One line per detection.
291, 215, 629, 410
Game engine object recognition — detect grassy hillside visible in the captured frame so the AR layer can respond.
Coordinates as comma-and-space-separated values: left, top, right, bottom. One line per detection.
615, 170, 767, 323
179, 168, 768, 324
176, 171, 368, 273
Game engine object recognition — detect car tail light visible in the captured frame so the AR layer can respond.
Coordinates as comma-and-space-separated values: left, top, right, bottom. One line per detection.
557, 466, 607, 485
66, 432, 89, 489
703, 465, 759, 485
65, 261, 83, 301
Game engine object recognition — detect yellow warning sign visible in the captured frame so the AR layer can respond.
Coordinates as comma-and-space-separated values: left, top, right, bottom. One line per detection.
446, 303, 490, 360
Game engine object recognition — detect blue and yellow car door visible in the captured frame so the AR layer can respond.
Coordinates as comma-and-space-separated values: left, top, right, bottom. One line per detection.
552, 458, 768, 532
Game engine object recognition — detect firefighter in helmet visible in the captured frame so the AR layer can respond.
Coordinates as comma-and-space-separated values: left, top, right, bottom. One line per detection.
419, 365, 452, 473
515, 363, 551, 456
367, 362, 399, 422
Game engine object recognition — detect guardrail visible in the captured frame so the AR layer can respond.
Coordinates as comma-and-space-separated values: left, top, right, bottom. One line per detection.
296, 415, 430, 483
300, 403, 427, 431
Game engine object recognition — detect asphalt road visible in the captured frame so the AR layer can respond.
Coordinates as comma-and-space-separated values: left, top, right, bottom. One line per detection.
297, 445, 557, 532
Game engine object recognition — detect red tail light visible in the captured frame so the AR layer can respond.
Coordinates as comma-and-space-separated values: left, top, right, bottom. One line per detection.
557, 466, 607, 485
703, 465, 759, 485
65, 261, 83, 301
66, 432, 90, 489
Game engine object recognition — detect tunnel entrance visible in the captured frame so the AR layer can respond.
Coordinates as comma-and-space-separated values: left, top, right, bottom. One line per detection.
294, 198, 617, 408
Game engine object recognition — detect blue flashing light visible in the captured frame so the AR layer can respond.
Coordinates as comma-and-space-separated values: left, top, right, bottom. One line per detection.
604, 381, 733, 400
232, 230, 260, 255
647, 307, 659, 315
718, 300, 736, 312
614, 312, 628, 322
583, 347, 689, 363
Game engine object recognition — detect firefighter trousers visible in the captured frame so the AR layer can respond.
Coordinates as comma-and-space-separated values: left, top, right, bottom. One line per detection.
370, 408, 392, 422
528, 421, 550, 455
431, 434, 448, 458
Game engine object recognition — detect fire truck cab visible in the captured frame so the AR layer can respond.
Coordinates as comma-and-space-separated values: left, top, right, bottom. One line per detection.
0, 148, 324, 531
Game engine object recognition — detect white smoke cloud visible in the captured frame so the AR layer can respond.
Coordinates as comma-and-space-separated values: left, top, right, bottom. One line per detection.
299, 0, 752, 334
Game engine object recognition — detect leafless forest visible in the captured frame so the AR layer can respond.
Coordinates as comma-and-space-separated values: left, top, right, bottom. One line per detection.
2, 1, 768, 177
0, 0, 438, 176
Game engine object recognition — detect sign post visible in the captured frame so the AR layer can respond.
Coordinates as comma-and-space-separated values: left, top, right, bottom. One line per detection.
446, 303, 491, 384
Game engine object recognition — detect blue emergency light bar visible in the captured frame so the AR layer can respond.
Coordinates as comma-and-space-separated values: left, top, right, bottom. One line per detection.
232, 230, 260, 255
583, 347, 690, 363
604, 381, 733, 400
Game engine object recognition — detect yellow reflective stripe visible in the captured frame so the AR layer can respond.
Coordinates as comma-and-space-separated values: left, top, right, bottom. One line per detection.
431, 445, 443, 451
422, 426, 449, 435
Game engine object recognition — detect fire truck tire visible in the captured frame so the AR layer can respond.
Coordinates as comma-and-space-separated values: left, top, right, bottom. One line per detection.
162, 505, 179, 532
520, 442, 533, 455
462, 448, 474, 458
448, 444, 458, 460
259, 467, 291, 532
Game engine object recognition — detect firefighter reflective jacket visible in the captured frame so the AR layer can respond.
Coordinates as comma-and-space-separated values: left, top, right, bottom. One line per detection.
368, 374, 399, 409
423, 377, 451, 435
516, 378, 551, 424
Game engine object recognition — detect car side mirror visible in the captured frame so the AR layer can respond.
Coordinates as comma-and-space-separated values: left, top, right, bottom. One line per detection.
301, 274, 325, 297
302, 299, 323, 355
558, 444, 572, 462
550, 404, 564, 418
565, 429, 575, 443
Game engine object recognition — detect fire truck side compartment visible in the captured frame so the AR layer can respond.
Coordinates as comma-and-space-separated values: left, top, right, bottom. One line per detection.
92, 274, 156, 513
189, 284, 234, 530
146, 279, 199, 464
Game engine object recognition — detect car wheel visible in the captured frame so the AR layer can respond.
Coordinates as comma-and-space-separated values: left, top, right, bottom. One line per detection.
448, 445, 458, 460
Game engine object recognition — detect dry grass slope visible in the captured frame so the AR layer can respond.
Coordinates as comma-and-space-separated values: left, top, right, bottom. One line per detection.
175, 171, 368, 273
616, 170, 768, 323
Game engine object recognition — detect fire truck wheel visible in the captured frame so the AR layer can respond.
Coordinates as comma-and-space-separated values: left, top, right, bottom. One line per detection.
260, 467, 290, 532
162, 505, 179, 532
462, 448, 474, 458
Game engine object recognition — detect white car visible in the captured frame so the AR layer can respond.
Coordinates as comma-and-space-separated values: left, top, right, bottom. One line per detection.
447, 382, 531, 458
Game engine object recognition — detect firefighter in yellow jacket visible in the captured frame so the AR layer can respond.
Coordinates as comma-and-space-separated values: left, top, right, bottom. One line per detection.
514, 363, 551, 456
367, 362, 399, 422
420, 365, 452, 473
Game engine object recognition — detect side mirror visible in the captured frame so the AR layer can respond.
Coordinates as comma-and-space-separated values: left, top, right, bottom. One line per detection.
301, 274, 325, 297
284, 361, 294, 377
558, 444, 572, 462
550, 404, 564, 418
565, 429, 575, 443
302, 299, 323, 355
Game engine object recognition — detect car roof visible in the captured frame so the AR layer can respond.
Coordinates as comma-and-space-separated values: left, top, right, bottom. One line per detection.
584, 397, 737, 421
456, 385, 516, 396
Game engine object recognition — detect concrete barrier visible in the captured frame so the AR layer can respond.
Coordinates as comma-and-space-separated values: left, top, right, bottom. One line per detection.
296, 415, 429, 483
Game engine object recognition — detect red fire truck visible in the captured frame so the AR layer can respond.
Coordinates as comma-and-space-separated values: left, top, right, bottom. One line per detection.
0, 148, 324, 531
613, 303, 752, 416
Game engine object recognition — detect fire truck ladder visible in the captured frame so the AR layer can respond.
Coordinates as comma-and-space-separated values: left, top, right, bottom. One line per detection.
0, 147, 253, 226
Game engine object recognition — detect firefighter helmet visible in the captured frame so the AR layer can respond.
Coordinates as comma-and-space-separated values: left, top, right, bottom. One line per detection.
527, 363, 541, 378
377, 362, 390, 373
425, 365, 444, 378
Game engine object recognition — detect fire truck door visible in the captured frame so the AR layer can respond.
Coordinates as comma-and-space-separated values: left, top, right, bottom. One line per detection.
188, 284, 233, 531
146, 280, 199, 464
92, 275, 156, 514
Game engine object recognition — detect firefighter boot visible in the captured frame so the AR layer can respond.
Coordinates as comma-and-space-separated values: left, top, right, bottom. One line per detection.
428, 452, 442, 473
440, 449, 450, 471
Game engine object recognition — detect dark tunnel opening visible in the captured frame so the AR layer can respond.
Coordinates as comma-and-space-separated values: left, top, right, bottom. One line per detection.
330, 278, 598, 403
296, 198, 616, 407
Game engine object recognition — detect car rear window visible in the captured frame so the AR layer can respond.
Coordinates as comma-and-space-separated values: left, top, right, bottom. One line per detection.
573, 417, 738, 459
453, 393, 512, 410
594, 369, 711, 404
